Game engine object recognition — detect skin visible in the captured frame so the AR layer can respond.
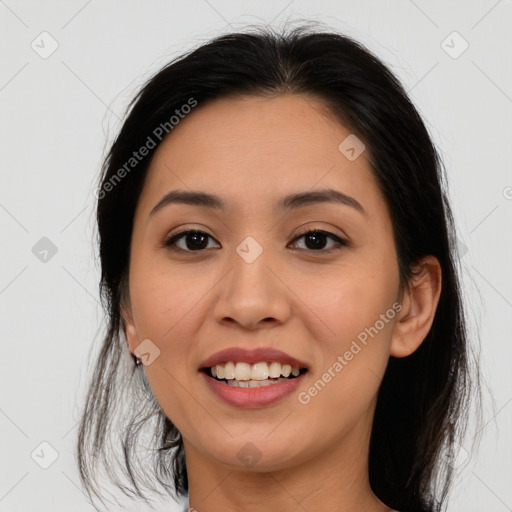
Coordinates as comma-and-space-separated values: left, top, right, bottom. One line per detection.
122, 93, 442, 512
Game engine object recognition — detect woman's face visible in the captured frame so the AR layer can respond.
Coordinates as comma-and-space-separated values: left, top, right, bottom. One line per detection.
123, 93, 404, 475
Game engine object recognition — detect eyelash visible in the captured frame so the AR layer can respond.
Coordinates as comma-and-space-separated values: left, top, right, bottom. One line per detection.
163, 228, 348, 254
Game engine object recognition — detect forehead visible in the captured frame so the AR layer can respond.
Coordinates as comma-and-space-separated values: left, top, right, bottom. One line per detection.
138, 93, 383, 217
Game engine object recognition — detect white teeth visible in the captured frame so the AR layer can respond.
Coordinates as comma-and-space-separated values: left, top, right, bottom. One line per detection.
249, 379, 270, 387
268, 362, 281, 378
225, 377, 290, 388
251, 362, 269, 380
281, 364, 292, 377
224, 361, 236, 380
211, 361, 303, 381
234, 362, 251, 380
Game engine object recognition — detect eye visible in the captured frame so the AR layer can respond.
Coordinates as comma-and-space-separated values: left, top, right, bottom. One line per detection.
163, 230, 220, 252
289, 228, 348, 253
163, 228, 348, 254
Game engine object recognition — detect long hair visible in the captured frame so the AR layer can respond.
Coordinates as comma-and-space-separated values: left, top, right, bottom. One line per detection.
76, 23, 479, 512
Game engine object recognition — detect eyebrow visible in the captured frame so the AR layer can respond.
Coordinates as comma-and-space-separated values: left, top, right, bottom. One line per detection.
149, 187, 365, 217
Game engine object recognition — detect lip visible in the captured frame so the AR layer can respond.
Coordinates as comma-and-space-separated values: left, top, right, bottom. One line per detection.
200, 370, 308, 408
198, 347, 310, 370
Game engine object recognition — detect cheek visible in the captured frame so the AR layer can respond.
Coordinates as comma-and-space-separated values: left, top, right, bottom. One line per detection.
295, 266, 396, 409
129, 257, 210, 340
295, 279, 396, 438
127, 263, 199, 365
302, 267, 395, 346
127, 265, 208, 426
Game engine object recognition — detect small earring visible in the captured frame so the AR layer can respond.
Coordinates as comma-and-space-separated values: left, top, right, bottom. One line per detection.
131, 352, 142, 366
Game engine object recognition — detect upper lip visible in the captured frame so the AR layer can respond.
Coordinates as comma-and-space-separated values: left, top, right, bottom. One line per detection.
199, 347, 310, 370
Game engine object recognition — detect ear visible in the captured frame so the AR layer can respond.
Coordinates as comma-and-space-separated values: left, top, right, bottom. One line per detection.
390, 255, 442, 358
120, 297, 139, 354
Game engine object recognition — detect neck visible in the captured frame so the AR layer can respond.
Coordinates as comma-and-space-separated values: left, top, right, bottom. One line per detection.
183, 410, 394, 512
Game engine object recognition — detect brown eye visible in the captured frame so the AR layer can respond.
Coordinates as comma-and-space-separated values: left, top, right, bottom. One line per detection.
164, 230, 220, 252
163, 228, 348, 254
290, 229, 348, 252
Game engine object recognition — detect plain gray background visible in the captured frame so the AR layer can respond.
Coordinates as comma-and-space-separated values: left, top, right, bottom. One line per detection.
1, 1, 511, 511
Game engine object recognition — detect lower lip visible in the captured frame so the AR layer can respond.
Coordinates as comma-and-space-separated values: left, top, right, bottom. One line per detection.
200, 371, 307, 408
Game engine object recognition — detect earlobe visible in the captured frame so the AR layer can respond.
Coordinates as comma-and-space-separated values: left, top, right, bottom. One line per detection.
121, 306, 138, 353
390, 255, 442, 358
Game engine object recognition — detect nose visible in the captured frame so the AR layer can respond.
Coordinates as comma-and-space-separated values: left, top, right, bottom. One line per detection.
213, 243, 292, 330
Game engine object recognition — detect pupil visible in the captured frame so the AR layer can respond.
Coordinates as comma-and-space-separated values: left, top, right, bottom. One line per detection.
305, 232, 326, 250
185, 232, 327, 251
187, 232, 208, 250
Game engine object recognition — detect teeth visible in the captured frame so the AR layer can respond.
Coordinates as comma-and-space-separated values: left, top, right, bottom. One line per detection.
251, 362, 269, 380
234, 362, 251, 380
225, 377, 291, 388
210, 361, 303, 381
268, 362, 281, 378
281, 364, 292, 377
224, 361, 236, 380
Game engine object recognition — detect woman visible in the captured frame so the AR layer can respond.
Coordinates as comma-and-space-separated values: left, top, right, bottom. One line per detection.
77, 24, 478, 512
